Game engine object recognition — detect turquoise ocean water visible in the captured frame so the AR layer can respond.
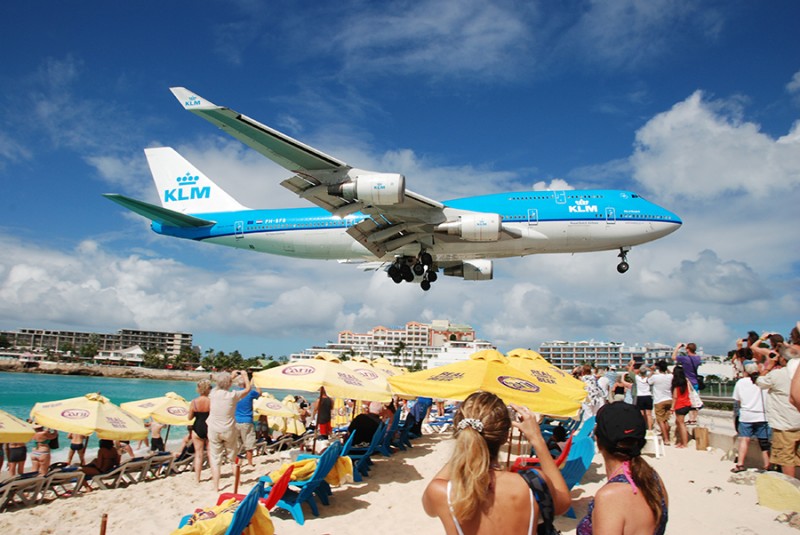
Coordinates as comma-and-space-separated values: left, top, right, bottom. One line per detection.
0, 371, 301, 461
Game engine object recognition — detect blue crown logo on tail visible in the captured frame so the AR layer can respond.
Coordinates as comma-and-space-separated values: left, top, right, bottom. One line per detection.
177, 172, 199, 186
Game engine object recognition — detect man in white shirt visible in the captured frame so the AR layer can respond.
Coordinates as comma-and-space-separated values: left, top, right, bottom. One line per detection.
648, 360, 674, 445
207, 370, 252, 491
757, 351, 800, 476
596, 367, 610, 405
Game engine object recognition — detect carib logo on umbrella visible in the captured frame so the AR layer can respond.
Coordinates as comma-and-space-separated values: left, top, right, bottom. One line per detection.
497, 376, 540, 393
61, 409, 91, 420
167, 407, 188, 417
355, 369, 380, 381
282, 365, 315, 376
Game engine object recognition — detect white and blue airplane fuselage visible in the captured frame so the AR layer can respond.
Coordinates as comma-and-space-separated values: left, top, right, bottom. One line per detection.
106, 88, 681, 290
153, 191, 678, 260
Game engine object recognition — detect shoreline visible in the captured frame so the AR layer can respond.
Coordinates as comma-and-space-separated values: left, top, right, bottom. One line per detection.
0, 360, 211, 382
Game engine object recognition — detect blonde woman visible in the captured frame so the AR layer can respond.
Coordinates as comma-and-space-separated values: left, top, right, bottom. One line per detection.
188, 379, 211, 483
423, 391, 570, 534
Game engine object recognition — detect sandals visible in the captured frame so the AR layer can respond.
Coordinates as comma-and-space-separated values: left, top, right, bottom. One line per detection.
730, 465, 747, 473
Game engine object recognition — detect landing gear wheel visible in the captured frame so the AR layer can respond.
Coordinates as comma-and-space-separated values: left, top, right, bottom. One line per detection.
420, 252, 433, 267
388, 265, 400, 279
420, 280, 431, 291
401, 264, 414, 282
392, 274, 403, 284
412, 263, 425, 276
616, 247, 630, 274
426, 271, 438, 283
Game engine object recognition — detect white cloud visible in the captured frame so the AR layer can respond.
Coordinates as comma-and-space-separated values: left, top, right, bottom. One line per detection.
633, 310, 732, 351
333, 0, 534, 80
637, 250, 767, 305
555, 0, 723, 70
787, 70, 800, 95
631, 91, 800, 200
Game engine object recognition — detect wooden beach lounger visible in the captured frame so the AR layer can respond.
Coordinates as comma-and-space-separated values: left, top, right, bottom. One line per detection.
0, 473, 46, 511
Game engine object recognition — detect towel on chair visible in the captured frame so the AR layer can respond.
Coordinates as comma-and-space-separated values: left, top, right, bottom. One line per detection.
268, 456, 353, 487
170, 498, 274, 535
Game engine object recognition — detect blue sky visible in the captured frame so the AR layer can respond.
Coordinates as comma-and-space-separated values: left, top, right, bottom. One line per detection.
1, 1, 798, 358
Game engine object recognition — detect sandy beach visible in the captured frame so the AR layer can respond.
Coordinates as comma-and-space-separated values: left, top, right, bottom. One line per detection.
0, 425, 795, 535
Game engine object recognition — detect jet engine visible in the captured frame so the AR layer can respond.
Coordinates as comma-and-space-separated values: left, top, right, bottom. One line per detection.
435, 214, 502, 241
329, 172, 405, 206
443, 259, 493, 281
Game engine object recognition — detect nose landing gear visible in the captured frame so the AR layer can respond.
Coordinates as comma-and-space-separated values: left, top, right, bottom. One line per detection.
617, 247, 630, 274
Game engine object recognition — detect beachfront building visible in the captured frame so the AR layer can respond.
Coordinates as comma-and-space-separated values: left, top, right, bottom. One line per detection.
0, 327, 193, 357
539, 340, 676, 370
93, 345, 146, 367
290, 319, 477, 369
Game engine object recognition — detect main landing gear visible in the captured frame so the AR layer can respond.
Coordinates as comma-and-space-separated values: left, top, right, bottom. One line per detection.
617, 247, 631, 274
387, 253, 437, 291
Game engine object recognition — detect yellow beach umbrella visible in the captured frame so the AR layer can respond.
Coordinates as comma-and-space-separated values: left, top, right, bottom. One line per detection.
266, 395, 306, 435
371, 357, 405, 377
253, 395, 297, 419
31, 393, 148, 440
388, 349, 582, 418
331, 397, 353, 428
120, 392, 195, 425
0, 409, 36, 443
252, 353, 391, 402
506, 349, 587, 404
343, 360, 393, 391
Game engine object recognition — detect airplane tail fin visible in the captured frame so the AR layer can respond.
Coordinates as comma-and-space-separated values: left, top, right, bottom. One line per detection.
144, 147, 248, 214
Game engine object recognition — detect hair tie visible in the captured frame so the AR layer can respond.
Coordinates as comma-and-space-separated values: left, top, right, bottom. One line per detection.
457, 418, 484, 433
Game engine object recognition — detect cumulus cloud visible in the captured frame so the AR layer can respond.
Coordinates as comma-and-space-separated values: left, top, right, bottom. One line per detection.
787, 70, 800, 95
633, 310, 732, 350
637, 250, 767, 304
631, 91, 800, 200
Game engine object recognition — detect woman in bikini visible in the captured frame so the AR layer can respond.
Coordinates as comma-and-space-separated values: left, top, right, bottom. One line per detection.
577, 402, 669, 535
423, 391, 571, 534
67, 433, 87, 465
81, 439, 121, 489
188, 379, 211, 483
30, 426, 59, 475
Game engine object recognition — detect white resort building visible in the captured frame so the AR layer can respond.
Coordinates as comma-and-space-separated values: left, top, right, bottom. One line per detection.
290, 319, 480, 369
538, 340, 677, 370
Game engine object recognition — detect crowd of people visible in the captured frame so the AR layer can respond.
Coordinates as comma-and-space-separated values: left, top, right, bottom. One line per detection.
573, 322, 800, 476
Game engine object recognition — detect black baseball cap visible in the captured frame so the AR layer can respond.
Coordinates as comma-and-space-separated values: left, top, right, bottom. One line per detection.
595, 402, 647, 457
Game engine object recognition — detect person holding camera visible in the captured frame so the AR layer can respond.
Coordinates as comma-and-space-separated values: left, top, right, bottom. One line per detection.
731, 363, 770, 473
422, 392, 571, 534
757, 347, 800, 476
207, 370, 252, 491
750, 332, 785, 369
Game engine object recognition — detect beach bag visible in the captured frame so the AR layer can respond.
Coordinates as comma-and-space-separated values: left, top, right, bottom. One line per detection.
519, 469, 561, 535
688, 386, 703, 409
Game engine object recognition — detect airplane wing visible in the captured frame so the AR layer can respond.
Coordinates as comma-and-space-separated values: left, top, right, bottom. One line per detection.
170, 87, 450, 258
103, 194, 215, 228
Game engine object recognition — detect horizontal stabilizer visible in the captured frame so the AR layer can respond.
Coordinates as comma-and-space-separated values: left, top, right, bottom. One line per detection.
103, 194, 215, 228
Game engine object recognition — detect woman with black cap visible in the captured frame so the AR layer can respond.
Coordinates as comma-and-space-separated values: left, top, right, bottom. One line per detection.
576, 402, 668, 535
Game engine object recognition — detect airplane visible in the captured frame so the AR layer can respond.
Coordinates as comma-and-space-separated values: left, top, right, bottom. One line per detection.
105, 88, 682, 291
